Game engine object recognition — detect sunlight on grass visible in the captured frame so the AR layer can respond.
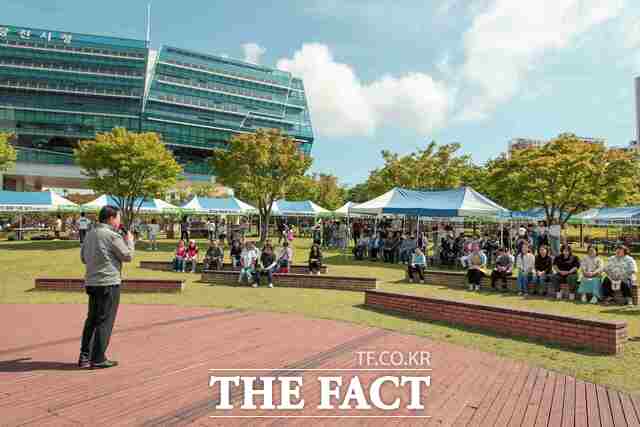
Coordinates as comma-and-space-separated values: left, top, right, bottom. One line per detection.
1, 237, 639, 393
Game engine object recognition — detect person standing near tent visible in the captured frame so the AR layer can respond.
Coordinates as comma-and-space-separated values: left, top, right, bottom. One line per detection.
53, 215, 62, 239
548, 221, 562, 257
206, 218, 216, 241
79, 205, 134, 369
180, 216, 190, 241
77, 212, 91, 244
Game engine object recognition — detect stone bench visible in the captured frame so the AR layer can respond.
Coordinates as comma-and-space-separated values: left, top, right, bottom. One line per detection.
140, 260, 327, 275
364, 290, 628, 355
413, 269, 638, 304
35, 278, 184, 293
200, 270, 376, 292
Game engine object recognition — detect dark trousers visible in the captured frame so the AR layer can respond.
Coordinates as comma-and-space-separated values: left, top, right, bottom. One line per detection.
80, 285, 120, 364
257, 268, 275, 284
601, 277, 633, 299
383, 249, 394, 263
206, 257, 223, 271
79, 229, 87, 243
408, 265, 425, 281
309, 261, 322, 274
180, 230, 189, 241
467, 268, 486, 286
491, 269, 510, 289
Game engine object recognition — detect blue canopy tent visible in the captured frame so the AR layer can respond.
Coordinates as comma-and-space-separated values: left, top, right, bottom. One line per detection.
82, 195, 178, 214
0, 190, 77, 212
271, 200, 331, 217
180, 196, 257, 215
574, 207, 640, 226
349, 187, 508, 218
0, 190, 78, 240
501, 207, 569, 223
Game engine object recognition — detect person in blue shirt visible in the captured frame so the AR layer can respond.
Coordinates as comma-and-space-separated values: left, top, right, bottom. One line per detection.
408, 247, 427, 283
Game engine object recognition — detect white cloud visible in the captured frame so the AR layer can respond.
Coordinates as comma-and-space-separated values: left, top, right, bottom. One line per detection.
457, 0, 625, 121
242, 43, 266, 65
277, 43, 452, 138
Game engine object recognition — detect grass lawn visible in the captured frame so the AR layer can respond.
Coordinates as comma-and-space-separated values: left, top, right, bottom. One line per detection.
1, 237, 639, 393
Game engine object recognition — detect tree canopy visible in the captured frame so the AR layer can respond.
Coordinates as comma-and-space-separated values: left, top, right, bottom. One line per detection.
484, 133, 638, 225
346, 142, 476, 202
286, 173, 346, 210
0, 133, 16, 172
210, 128, 312, 240
74, 128, 182, 227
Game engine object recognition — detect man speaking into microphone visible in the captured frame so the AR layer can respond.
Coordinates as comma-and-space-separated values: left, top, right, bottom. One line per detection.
78, 205, 134, 369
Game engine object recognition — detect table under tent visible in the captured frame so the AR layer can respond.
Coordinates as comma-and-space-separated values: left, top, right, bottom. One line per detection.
573, 206, 640, 254
0, 190, 78, 240
349, 187, 509, 261
180, 196, 258, 238
270, 200, 332, 237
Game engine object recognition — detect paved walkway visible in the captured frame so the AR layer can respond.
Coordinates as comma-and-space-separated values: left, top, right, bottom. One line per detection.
1, 304, 639, 426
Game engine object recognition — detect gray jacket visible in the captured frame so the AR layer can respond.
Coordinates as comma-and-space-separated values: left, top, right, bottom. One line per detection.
81, 223, 134, 287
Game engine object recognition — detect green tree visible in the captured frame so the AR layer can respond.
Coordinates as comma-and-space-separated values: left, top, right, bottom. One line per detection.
286, 173, 346, 210
486, 133, 637, 225
0, 133, 16, 172
364, 142, 475, 196
75, 128, 182, 227
313, 173, 345, 210
210, 128, 312, 241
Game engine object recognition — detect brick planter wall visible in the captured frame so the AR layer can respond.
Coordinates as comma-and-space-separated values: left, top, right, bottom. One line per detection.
201, 270, 376, 292
140, 261, 327, 275
418, 270, 638, 304
364, 290, 627, 355
35, 278, 184, 293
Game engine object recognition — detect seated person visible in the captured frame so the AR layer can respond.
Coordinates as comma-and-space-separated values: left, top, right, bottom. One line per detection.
204, 240, 224, 271
230, 238, 242, 268
354, 234, 369, 260
602, 244, 637, 305
466, 243, 487, 291
408, 247, 427, 283
308, 243, 323, 274
238, 241, 259, 285
383, 235, 396, 263
369, 234, 383, 261
490, 248, 513, 290
277, 241, 293, 273
516, 242, 535, 296
578, 244, 603, 304
173, 240, 187, 272
533, 245, 553, 295
551, 245, 580, 300
185, 240, 199, 273
255, 244, 277, 288
399, 235, 417, 264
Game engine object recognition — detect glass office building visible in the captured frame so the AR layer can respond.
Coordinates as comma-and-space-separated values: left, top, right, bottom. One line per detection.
0, 24, 314, 190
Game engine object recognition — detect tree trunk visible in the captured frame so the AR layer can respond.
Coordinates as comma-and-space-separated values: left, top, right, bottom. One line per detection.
260, 211, 270, 243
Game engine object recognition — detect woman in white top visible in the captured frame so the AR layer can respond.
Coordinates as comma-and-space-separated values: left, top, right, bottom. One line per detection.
277, 241, 293, 273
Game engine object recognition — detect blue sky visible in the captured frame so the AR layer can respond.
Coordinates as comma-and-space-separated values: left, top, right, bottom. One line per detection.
5, 0, 640, 185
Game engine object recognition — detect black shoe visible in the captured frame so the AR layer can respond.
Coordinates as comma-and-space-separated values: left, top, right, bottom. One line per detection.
78, 352, 90, 369
91, 360, 119, 369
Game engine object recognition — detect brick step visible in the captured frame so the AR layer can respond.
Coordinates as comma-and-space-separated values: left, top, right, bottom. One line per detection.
365, 290, 628, 355
200, 270, 376, 292
35, 278, 184, 293
140, 260, 327, 274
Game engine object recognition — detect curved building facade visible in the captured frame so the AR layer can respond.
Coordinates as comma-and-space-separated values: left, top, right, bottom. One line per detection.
0, 24, 314, 190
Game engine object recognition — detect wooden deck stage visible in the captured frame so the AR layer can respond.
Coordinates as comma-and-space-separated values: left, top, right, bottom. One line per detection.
1, 304, 639, 426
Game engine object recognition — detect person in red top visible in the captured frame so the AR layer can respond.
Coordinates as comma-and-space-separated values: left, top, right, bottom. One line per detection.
173, 240, 187, 272
185, 240, 199, 273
